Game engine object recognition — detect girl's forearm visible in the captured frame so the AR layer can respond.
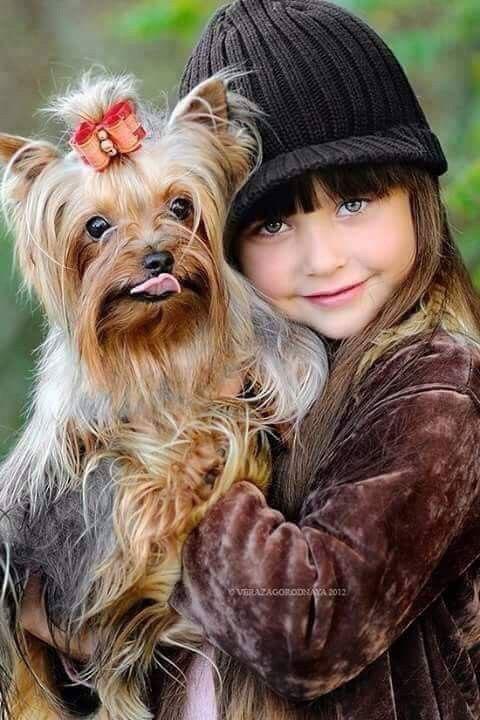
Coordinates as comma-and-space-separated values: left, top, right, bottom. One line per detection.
169, 381, 480, 701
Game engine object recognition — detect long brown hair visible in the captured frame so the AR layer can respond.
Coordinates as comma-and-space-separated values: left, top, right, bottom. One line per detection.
155, 163, 480, 719
261, 163, 480, 517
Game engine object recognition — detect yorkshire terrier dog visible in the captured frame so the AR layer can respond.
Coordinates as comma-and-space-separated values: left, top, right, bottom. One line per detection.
0, 71, 328, 719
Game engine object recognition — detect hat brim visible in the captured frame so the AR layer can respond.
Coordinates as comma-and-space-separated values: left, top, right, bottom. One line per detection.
225, 123, 447, 250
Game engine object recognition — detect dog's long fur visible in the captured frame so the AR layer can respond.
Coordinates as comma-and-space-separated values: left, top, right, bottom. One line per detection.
0, 71, 329, 719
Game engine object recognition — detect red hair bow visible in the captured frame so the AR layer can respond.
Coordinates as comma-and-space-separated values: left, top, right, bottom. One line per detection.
69, 100, 147, 171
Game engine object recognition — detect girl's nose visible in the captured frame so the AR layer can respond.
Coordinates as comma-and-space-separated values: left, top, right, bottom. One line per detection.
301, 224, 347, 276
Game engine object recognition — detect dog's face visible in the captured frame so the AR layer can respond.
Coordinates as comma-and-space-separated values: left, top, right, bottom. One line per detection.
0, 77, 258, 396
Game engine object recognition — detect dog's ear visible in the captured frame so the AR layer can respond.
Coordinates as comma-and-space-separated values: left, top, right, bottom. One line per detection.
0, 133, 61, 201
0, 134, 30, 164
168, 76, 261, 194
168, 77, 229, 131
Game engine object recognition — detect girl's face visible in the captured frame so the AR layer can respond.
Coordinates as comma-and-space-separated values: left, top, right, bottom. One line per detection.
237, 185, 416, 339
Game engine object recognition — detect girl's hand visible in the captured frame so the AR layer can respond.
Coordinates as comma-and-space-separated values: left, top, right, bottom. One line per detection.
20, 575, 95, 661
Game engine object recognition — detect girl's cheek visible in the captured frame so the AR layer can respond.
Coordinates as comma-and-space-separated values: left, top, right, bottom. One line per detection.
347, 219, 415, 278
368, 230, 416, 280
238, 243, 292, 298
360, 191, 416, 276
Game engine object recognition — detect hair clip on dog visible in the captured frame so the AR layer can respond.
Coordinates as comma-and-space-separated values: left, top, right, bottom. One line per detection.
69, 99, 147, 170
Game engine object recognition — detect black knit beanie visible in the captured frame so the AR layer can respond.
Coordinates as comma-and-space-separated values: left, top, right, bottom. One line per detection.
179, 0, 447, 249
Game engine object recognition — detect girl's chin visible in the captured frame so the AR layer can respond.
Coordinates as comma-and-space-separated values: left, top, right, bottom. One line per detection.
264, 297, 372, 340
300, 308, 372, 340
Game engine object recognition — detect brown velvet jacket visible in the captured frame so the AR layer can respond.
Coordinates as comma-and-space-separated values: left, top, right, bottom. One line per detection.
169, 327, 480, 719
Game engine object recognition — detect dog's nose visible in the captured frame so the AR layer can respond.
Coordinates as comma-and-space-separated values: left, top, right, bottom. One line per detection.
143, 251, 175, 276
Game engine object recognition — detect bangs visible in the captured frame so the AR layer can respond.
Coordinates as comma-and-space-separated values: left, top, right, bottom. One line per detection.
239, 163, 423, 229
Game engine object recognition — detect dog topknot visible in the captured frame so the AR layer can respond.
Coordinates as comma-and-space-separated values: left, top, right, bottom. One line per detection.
45, 69, 142, 131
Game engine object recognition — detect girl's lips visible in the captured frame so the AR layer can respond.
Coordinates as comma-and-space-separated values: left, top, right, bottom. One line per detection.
304, 280, 367, 307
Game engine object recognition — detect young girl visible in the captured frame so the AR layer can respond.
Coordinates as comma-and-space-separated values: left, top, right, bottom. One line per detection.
22, 1, 480, 719
163, 1, 480, 719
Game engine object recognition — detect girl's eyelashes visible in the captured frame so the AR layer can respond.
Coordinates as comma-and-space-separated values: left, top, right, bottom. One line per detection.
336, 198, 370, 217
257, 218, 290, 236
248, 197, 372, 237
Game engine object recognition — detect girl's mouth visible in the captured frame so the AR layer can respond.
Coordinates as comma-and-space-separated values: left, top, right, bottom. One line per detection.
304, 280, 367, 307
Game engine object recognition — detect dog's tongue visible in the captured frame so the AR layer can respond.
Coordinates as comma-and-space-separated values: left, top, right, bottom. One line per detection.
130, 274, 182, 297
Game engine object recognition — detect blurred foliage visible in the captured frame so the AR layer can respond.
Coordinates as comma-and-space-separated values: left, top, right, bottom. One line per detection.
0, 221, 43, 455
116, 0, 220, 41
342, 0, 480, 280
0, 0, 479, 454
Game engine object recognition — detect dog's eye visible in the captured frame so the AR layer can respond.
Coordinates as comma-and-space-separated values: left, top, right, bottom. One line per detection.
86, 216, 111, 240
169, 197, 193, 221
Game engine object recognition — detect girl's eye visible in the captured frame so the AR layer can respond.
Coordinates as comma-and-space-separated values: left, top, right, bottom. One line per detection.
259, 219, 289, 235
170, 197, 193, 221
86, 216, 111, 240
337, 199, 369, 217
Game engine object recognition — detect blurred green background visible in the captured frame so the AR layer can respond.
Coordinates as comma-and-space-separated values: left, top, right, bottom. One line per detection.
0, 0, 479, 456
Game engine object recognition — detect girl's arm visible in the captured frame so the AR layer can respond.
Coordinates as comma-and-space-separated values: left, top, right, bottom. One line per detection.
168, 344, 480, 702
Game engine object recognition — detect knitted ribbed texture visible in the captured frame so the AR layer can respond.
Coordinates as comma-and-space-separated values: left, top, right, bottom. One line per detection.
179, 0, 447, 245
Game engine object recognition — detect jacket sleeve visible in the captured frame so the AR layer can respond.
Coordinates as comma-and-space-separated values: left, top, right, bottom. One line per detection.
168, 387, 480, 701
